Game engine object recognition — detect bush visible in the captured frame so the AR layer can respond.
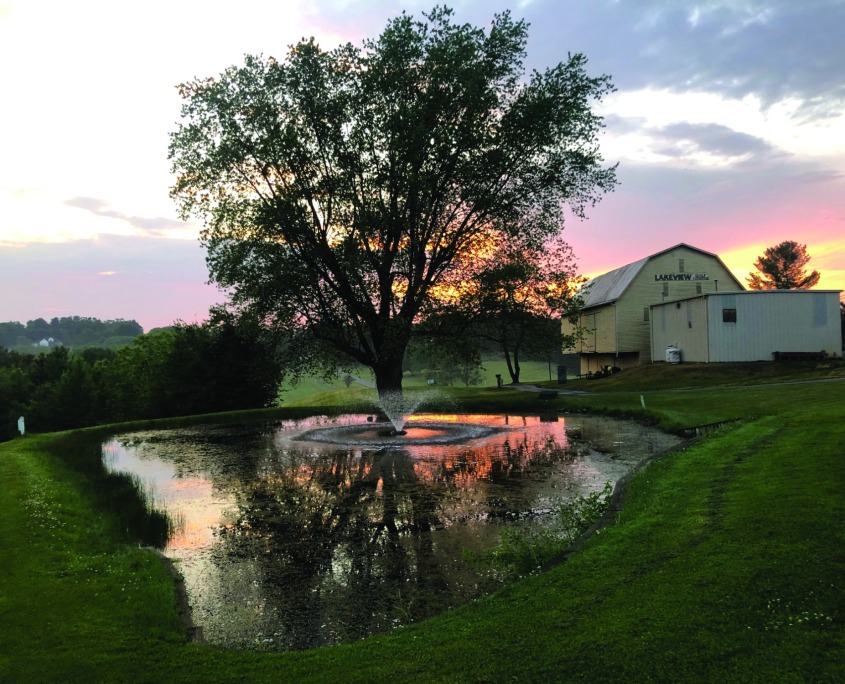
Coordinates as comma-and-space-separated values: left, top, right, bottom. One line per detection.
475, 482, 613, 578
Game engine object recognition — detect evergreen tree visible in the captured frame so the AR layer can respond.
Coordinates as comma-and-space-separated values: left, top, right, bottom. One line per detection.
747, 241, 821, 290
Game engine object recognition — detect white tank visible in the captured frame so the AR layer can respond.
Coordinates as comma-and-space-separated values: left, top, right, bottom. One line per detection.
666, 345, 681, 364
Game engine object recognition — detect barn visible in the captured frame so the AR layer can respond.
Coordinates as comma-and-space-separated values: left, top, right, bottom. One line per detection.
650, 290, 843, 363
561, 243, 744, 375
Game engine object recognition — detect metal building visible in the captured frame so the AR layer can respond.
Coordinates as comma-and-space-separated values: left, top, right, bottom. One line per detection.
650, 290, 843, 363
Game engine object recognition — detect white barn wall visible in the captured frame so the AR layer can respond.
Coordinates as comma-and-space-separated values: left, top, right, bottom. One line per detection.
615, 246, 741, 363
707, 291, 841, 362
651, 291, 842, 363
569, 244, 745, 373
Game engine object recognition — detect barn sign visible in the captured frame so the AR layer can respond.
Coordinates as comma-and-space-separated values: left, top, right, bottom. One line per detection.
654, 273, 709, 281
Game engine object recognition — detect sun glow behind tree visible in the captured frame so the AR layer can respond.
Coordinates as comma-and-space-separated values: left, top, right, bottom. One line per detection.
747, 240, 821, 290
169, 7, 616, 398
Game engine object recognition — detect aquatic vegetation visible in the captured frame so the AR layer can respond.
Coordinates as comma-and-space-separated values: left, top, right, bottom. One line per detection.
482, 482, 614, 578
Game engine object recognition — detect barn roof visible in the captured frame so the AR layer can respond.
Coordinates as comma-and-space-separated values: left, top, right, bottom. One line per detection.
579, 257, 649, 309
580, 243, 737, 309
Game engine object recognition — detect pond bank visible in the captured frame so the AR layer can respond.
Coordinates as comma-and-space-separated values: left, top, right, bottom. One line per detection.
2, 376, 843, 681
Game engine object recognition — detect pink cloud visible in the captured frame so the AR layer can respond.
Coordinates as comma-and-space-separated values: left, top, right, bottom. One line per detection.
565, 160, 845, 295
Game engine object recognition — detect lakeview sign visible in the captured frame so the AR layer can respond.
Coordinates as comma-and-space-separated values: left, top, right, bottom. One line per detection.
654, 273, 709, 281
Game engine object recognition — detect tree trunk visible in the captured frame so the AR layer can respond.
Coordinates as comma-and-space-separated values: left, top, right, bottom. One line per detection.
502, 344, 520, 383
371, 315, 412, 402
373, 357, 405, 401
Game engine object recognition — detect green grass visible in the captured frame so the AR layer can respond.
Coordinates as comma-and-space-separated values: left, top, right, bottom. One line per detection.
556, 359, 845, 393
2, 364, 844, 682
276, 359, 555, 405
277, 374, 361, 403
466, 358, 556, 384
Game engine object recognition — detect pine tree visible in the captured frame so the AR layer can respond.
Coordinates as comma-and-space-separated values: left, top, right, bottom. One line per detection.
746, 241, 820, 290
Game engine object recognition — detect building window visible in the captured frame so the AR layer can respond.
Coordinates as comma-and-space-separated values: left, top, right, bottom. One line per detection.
662, 282, 669, 297
643, 307, 649, 322
696, 283, 702, 294
678, 258, 685, 273
722, 308, 737, 323
813, 294, 827, 327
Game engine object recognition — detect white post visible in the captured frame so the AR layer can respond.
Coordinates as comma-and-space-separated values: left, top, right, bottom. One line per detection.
17, 416, 25, 436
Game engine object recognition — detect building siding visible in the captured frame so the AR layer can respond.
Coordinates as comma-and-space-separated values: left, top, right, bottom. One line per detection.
706, 291, 841, 361
621, 247, 741, 356
651, 297, 710, 362
568, 305, 617, 353
651, 291, 842, 363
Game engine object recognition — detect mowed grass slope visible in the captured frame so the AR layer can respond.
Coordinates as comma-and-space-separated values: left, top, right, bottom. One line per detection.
1, 364, 843, 682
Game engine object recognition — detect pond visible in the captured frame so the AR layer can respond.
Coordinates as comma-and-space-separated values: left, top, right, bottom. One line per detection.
103, 413, 680, 651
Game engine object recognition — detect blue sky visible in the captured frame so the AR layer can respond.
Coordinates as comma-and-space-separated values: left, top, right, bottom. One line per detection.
1, 0, 843, 330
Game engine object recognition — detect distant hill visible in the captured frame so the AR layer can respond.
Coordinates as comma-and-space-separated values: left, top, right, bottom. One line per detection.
0, 316, 143, 350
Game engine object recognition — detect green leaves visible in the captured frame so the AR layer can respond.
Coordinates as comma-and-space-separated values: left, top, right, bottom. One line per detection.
169, 7, 616, 395
747, 240, 821, 290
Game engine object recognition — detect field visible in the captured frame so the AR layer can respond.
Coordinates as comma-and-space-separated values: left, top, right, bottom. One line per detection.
1, 361, 843, 682
276, 359, 556, 403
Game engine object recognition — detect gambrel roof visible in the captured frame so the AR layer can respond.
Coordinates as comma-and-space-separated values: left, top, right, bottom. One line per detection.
579, 243, 741, 310
579, 256, 649, 309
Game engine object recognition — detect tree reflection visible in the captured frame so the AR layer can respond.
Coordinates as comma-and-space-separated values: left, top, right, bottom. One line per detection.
216, 447, 456, 649
210, 431, 588, 649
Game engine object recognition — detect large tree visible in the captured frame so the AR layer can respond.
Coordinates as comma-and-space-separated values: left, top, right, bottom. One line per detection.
747, 240, 821, 290
169, 7, 616, 399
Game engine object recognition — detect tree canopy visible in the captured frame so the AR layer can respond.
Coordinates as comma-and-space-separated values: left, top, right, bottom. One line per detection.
428, 237, 583, 383
169, 7, 616, 398
0, 313, 282, 441
746, 241, 821, 290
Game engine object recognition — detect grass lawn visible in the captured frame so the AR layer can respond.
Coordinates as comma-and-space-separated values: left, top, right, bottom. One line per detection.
1, 363, 843, 682
276, 359, 555, 405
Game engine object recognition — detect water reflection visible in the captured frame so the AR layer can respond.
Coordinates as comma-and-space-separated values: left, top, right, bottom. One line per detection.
104, 413, 679, 650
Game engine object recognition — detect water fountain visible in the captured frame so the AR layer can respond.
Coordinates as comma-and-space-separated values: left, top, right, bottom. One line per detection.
295, 390, 502, 446
374, 389, 414, 434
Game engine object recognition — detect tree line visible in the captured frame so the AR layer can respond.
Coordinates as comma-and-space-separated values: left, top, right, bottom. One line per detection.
0, 316, 143, 350
0, 304, 569, 443
0, 313, 282, 442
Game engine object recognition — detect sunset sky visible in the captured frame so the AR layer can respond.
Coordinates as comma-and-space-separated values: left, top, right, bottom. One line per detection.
1, 0, 843, 332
